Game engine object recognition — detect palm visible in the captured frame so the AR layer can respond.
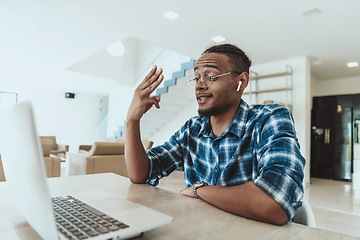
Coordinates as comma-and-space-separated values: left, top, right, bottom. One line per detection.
127, 66, 164, 122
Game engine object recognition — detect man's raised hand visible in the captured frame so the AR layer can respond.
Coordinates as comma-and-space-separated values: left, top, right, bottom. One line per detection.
127, 65, 164, 122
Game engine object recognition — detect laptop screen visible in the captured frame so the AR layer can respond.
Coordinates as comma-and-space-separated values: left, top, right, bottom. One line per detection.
0, 102, 58, 239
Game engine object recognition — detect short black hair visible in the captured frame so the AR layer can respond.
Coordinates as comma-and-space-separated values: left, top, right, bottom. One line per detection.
202, 43, 252, 73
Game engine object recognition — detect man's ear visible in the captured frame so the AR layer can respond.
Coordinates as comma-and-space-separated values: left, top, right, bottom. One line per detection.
236, 72, 249, 92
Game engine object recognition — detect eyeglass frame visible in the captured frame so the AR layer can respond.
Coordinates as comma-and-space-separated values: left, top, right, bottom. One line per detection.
186, 71, 242, 89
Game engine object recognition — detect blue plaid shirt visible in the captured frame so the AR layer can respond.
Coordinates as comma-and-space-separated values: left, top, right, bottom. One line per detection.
147, 100, 305, 218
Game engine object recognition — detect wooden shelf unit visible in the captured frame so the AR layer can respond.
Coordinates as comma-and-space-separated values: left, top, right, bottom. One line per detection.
245, 65, 293, 109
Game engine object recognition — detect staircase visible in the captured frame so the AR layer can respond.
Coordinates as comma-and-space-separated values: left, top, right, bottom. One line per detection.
113, 59, 196, 141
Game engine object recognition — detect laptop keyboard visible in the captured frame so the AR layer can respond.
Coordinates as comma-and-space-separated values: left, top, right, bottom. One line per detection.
52, 195, 129, 240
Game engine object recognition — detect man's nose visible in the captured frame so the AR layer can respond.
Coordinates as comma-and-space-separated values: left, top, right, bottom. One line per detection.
195, 78, 208, 90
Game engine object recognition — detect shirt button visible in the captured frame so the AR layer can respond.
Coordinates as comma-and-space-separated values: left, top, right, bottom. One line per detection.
214, 168, 218, 172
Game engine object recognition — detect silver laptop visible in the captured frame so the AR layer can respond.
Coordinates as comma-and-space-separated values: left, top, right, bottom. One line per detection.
0, 101, 172, 240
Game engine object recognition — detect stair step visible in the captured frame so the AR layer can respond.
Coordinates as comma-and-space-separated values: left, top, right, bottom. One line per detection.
113, 58, 196, 140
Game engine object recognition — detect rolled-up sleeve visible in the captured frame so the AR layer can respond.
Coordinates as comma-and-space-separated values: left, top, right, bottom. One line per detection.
253, 107, 305, 219
146, 129, 185, 186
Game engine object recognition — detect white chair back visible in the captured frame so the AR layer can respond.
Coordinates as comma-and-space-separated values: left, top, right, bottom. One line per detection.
293, 199, 316, 227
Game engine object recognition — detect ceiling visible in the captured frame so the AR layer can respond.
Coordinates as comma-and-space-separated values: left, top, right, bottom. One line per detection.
1, 0, 359, 95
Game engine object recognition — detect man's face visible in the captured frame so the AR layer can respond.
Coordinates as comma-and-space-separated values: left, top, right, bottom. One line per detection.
194, 52, 241, 117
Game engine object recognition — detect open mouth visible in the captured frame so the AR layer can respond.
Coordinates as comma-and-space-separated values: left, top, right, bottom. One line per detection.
196, 94, 212, 103
198, 96, 211, 101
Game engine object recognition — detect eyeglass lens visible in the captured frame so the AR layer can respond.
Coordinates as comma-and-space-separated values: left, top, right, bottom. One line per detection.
186, 74, 212, 89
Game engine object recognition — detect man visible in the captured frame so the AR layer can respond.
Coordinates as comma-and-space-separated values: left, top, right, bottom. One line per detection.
125, 43, 305, 225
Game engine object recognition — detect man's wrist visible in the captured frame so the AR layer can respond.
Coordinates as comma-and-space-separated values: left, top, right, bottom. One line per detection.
192, 181, 208, 200
126, 117, 141, 125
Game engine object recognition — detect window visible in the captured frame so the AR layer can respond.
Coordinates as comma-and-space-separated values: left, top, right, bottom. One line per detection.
0, 91, 18, 107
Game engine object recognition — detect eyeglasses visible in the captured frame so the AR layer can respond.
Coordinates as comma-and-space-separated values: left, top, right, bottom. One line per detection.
186, 71, 240, 89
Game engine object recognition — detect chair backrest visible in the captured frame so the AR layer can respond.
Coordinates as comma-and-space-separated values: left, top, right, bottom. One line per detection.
292, 199, 316, 227
0, 158, 5, 181
89, 142, 125, 156
41, 139, 53, 157
79, 145, 92, 152
40, 136, 57, 150
103, 138, 153, 151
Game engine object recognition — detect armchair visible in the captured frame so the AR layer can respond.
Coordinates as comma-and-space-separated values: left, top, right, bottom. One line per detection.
40, 136, 69, 156
67, 142, 128, 177
41, 139, 61, 178
0, 139, 61, 181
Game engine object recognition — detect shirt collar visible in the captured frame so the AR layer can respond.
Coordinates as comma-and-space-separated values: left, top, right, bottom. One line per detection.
198, 100, 249, 139
198, 117, 211, 138
228, 100, 249, 138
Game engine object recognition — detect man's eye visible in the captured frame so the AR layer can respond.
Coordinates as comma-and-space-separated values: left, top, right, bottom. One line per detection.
205, 73, 214, 80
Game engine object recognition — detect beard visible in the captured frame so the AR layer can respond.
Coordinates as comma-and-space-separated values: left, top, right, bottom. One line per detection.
198, 106, 221, 117
198, 99, 237, 117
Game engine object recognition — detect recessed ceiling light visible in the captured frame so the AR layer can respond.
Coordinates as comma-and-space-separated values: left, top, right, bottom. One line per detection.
347, 62, 359, 68
163, 11, 179, 20
36, 28, 50, 35
212, 35, 226, 43
302, 7, 321, 17
311, 60, 322, 66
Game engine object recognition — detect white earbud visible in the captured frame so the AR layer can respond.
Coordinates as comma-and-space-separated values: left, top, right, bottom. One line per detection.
236, 81, 242, 92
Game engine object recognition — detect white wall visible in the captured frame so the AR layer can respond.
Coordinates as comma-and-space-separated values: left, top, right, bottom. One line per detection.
314, 75, 360, 96
0, 84, 105, 151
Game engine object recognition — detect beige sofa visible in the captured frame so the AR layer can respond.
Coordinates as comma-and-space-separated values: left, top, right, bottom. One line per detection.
0, 139, 61, 181
67, 140, 153, 178
67, 142, 128, 177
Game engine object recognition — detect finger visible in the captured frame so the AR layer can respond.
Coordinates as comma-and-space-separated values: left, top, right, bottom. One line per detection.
142, 67, 163, 90
145, 65, 158, 81
143, 97, 161, 113
152, 96, 161, 109
145, 74, 164, 94
139, 65, 158, 87
140, 66, 160, 88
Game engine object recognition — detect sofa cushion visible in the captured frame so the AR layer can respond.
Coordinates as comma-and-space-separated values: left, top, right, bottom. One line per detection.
89, 155, 128, 177
89, 142, 125, 156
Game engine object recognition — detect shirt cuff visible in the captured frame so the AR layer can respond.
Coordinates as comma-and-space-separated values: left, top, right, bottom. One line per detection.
254, 175, 303, 219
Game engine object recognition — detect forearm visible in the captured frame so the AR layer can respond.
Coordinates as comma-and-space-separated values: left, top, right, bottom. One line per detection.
125, 119, 149, 184
196, 181, 289, 225
124, 66, 164, 183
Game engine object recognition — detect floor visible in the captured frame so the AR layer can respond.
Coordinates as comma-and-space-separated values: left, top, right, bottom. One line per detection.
304, 176, 360, 238
157, 171, 360, 239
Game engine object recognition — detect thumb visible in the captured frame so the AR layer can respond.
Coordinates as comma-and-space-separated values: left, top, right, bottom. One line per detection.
152, 96, 161, 109
143, 96, 161, 113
